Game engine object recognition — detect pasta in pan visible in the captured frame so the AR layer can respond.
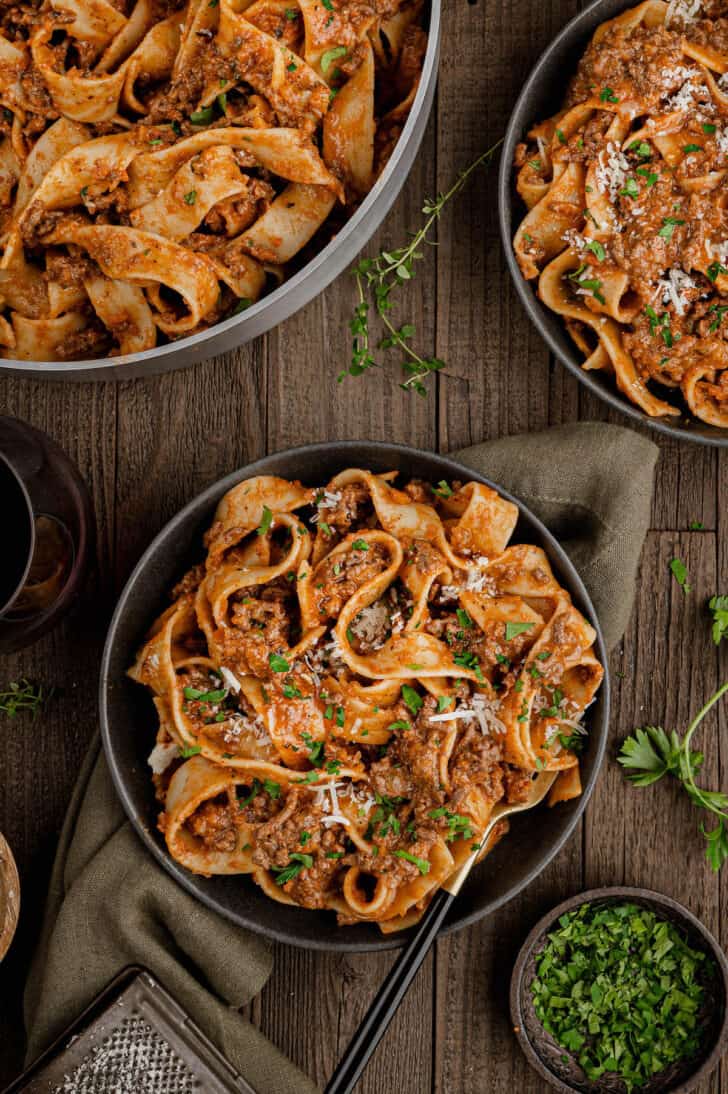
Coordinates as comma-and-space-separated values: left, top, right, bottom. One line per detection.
130, 469, 604, 931
0, 0, 426, 361
513, 0, 728, 427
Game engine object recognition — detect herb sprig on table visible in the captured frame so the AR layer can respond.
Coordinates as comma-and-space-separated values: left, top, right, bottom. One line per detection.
339, 139, 503, 395
618, 681, 728, 871
0, 679, 53, 718
532, 901, 711, 1090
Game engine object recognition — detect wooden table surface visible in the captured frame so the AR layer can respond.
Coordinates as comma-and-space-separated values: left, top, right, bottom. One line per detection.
1, 2, 727, 1091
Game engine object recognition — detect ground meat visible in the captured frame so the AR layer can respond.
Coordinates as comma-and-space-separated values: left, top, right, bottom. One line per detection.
314, 541, 391, 619
218, 585, 294, 677
317, 482, 372, 534
449, 727, 504, 798
402, 479, 434, 505
170, 563, 205, 601
186, 797, 237, 852
503, 765, 534, 804
251, 789, 346, 908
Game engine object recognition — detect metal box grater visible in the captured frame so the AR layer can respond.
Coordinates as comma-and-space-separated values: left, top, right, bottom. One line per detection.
2, 967, 258, 1094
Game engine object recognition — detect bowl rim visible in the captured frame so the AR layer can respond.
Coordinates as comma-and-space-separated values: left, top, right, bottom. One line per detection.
0, 2, 441, 378
496, 0, 728, 449
510, 885, 728, 1093
99, 440, 610, 952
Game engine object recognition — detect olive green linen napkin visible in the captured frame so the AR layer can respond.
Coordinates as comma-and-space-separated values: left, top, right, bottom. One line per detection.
23, 420, 657, 1091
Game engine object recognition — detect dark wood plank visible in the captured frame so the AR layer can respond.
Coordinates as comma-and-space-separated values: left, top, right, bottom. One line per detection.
0, 378, 117, 1081
114, 343, 267, 585
436, 0, 582, 455
586, 530, 723, 1094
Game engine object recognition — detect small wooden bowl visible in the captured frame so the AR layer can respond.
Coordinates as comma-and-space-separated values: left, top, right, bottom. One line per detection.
511, 887, 728, 1094
0, 832, 20, 962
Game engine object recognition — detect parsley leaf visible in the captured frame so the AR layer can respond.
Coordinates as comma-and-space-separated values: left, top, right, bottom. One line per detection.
505, 621, 535, 641
273, 852, 313, 885
708, 595, 728, 645
670, 557, 691, 594
618, 681, 728, 870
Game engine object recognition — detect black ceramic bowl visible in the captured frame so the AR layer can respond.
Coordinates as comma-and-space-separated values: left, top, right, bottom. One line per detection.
497, 0, 728, 448
100, 442, 610, 952
511, 887, 728, 1093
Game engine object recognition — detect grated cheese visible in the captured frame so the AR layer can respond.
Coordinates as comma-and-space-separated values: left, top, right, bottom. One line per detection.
349, 600, 391, 650
430, 692, 506, 735
654, 267, 696, 316
665, 0, 701, 27
147, 741, 179, 775
218, 666, 241, 693
595, 142, 630, 202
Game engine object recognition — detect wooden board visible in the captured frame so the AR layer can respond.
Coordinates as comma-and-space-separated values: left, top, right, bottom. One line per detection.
0, 3, 726, 1091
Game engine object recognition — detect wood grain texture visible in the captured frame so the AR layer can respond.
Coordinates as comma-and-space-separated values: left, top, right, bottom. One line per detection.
0, 2, 727, 1090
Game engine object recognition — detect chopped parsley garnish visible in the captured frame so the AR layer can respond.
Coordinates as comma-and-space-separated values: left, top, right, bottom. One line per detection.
257, 505, 273, 536
273, 852, 313, 885
628, 140, 651, 159
326, 759, 342, 774
237, 779, 261, 808
585, 240, 605, 262
393, 849, 430, 875
708, 304, 728, 332
326, 851, 344, 859
635, 166, 658, 186
335, 706, 345, 728
268, 653, 290, 673
428, 807, 474, 842
301, 730, 324, 766
401, 684, 423, 716
387, 720, 411, 732
539, 687, 564, 719
532, 902, 713, 1085
285, 6, 299, 17
657, 216, 684, 241
619, 177, 639, 199
286, 60, 297, 72
670, 557, 691, 595
263, 779, 281, 798
505, 621, 535, 641
182, 686, 226, 702
189, 106, 214, 125
183, 190, 197, 205
232, 298, 251, 315
321, 45, 347, 74
567, 264, 606, 304
282, 684, 301, 699
456, 608, 473, 629
351, 538, 369, 551
536, 650, 551, 660
599, 86, 618, 103
179, 745, 202, 757
322, 0, 334, 8
555, 128, 566, 144
300, 831, 311, 844
703, 122, 717, 134
432, 479, 453, 498
437, 695, 454, 713
683, 143, 702, 153
707, 261, 728, 283
453, 650, 484, 682
644, 306, 673, 347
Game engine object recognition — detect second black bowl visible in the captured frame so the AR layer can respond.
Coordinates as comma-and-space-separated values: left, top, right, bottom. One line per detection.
100, 442, 609, 952
497, 0, 728, 448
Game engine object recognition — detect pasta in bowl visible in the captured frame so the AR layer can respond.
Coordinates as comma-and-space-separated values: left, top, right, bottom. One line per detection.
509, 0, 728, 434
0, 0, 431, 367
127, 465, 604, 933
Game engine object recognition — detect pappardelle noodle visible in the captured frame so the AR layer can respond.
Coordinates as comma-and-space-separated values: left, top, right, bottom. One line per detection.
0, 0, 426, 361
513, 0, 728, 428
130, 469, 604, 931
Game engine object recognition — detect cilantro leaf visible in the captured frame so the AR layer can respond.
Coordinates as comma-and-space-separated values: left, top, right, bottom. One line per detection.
708, 595, 728, 645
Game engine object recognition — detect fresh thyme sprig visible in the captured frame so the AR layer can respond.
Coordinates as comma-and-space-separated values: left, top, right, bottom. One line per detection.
618, 681, 728, 871
0, 679, 53, 718
339, 138, 504, 395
